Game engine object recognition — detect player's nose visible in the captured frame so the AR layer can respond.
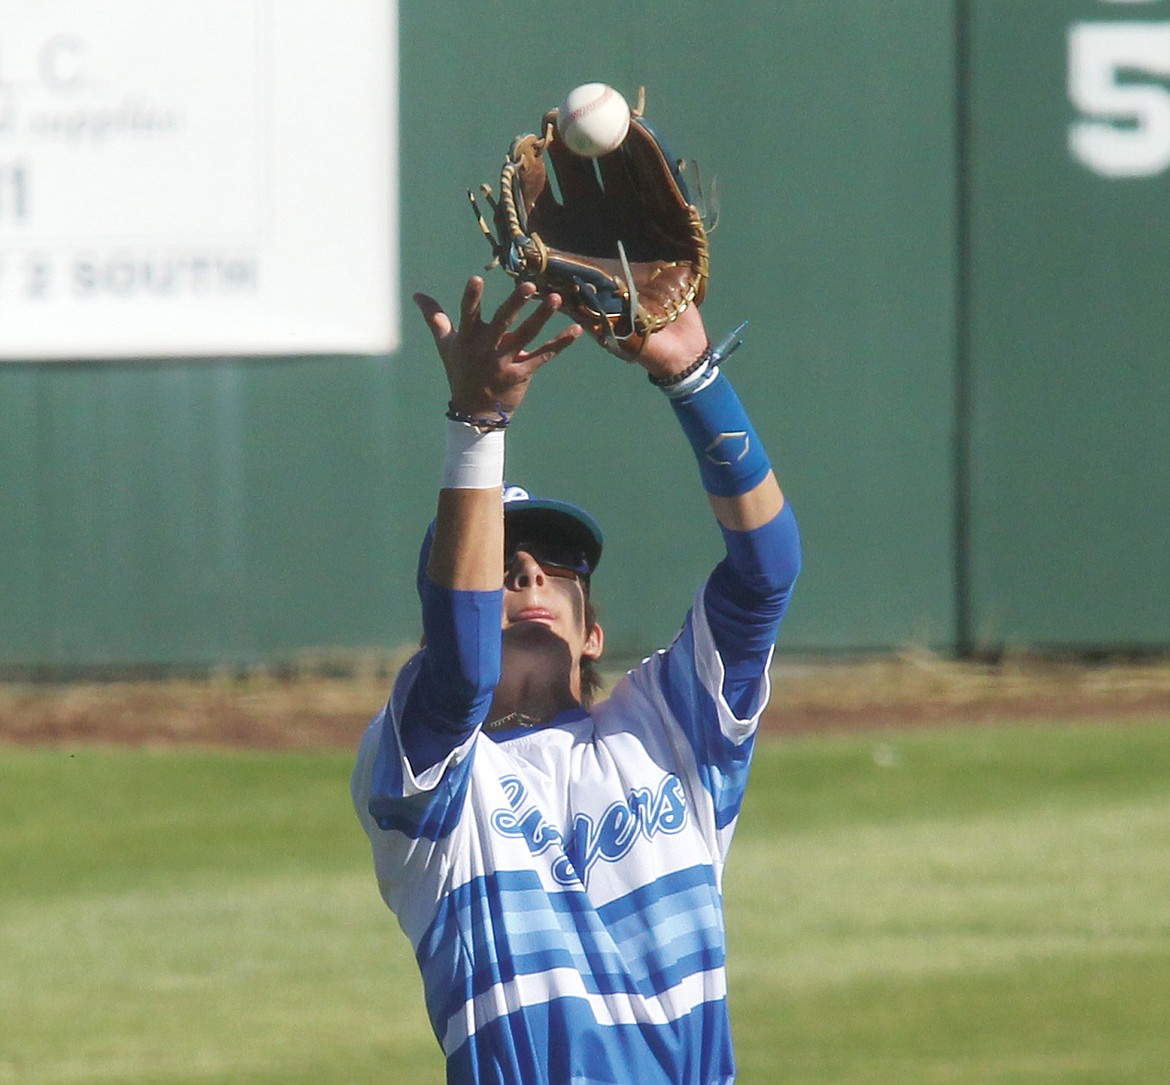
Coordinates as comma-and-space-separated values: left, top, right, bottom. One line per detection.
505, 550, 546, 590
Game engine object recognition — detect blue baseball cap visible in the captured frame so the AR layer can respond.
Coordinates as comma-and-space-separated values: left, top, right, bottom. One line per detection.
415, 485, 604, 600
503, 484, 604, 575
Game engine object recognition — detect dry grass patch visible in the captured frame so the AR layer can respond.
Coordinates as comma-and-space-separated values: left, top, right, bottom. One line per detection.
3, 649, 1170, 748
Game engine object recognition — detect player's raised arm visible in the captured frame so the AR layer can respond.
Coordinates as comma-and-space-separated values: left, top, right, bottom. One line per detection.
634, 303, 802, 715
396, 276, 581, 771
413, 276, 581, 590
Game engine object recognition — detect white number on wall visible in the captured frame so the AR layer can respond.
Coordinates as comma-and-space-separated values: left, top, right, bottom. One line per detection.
1069, 22, 1170, 177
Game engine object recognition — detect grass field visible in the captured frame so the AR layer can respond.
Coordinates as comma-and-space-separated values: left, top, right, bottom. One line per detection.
2, 719, 1169, 1084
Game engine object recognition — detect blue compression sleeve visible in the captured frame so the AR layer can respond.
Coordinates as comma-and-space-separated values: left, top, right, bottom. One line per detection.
399, 579, 502, 774
669, 369, 772, 497
704, 502, 802, 717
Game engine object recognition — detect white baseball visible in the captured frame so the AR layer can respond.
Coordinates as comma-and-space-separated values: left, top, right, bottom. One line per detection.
556, 83, 631, 157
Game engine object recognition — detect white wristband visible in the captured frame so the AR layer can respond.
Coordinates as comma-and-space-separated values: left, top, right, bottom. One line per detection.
661, 362, 720, 400
442, 420, 505, 490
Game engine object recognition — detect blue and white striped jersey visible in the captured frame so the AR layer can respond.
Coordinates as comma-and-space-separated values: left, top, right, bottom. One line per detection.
352, 585, 772, 1085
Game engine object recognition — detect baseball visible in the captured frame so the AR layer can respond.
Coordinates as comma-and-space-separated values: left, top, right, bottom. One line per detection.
556, 83, 631, 157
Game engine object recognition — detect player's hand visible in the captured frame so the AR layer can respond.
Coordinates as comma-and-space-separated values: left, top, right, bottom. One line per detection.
414, 276, 583, 417
632, 303, 710, 384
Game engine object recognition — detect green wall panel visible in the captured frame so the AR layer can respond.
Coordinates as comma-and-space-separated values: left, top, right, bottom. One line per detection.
0, 360, 410, 670
0, 368, 44, 663
967, 0, 1170, 649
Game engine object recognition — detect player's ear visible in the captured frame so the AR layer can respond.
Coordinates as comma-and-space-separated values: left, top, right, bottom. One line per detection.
583, 620, 604, 661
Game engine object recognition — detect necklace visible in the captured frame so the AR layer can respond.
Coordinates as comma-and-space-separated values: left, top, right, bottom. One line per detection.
482, 711, 548, 734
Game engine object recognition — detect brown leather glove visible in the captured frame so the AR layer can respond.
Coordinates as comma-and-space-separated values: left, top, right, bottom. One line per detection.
471, 90, 713, 360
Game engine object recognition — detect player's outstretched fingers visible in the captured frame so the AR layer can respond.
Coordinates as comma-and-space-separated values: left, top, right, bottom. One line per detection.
456, 276, 487, 335
511, 291, 565, 351
486, 280, 539, 337
520, 322, 584, 369
412, 292, 454, 343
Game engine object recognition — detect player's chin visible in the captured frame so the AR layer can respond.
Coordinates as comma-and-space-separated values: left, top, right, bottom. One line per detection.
504, 619, 563, 642
502, 621, 575, 658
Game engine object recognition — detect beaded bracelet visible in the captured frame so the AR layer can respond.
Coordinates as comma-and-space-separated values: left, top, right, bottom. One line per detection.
647, 320, 749, 395
648, 348, 713, 389
445, 401, 512, 433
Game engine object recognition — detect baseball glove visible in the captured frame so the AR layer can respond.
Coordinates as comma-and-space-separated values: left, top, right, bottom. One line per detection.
469, 89, 714, 360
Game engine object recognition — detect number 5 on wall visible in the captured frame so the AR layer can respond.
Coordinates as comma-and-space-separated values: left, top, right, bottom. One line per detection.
1069, 22, 1170, 178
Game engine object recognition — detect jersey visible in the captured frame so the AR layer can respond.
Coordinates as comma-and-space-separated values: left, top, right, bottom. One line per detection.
351, 585, 770, 1085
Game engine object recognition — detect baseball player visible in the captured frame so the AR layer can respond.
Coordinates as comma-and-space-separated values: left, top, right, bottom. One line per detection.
351, 270, 800, 1084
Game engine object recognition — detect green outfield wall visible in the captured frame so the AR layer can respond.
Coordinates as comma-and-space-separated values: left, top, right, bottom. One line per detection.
2, 1, 1167, 673
965, 0, 1170, 650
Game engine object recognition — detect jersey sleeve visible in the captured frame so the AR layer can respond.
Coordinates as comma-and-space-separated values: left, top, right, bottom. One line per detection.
398, 579, 503, 774
353, 572, 505, 854
621, 504, 800, 841
355, 652, 479, 832
349, 659, 480, 930
618, 594, 756, 847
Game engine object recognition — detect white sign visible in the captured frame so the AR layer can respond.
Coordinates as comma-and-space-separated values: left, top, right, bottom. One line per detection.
0, 0, 398, 359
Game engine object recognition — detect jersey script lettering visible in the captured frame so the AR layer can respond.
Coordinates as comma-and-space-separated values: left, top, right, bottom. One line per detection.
491, 773, 690, 886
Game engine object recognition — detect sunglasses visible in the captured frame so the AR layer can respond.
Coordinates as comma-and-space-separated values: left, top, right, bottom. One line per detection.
504, 540, 590, 584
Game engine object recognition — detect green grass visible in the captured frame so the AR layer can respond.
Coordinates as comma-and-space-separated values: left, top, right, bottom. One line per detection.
2, 720, 1169, 1083
0, 749, 440, 1084
729, 721, 1170, 1084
